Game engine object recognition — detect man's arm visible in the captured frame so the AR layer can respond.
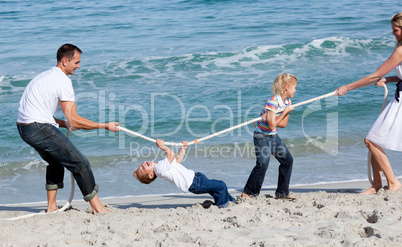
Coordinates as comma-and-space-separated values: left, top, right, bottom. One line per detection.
156, 139, 176, 163
54, 118, 68, 129
61, 101, 119, 132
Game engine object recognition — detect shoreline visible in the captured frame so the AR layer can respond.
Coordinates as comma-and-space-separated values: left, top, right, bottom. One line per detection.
0, 178, 396, 211
1, 179, 402, 246
0, 177, 376, 211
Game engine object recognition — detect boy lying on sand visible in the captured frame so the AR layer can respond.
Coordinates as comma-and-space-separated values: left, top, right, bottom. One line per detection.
133, 139, 236, 208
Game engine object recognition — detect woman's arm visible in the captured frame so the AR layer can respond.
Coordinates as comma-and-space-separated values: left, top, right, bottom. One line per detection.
336, 46, 402, 96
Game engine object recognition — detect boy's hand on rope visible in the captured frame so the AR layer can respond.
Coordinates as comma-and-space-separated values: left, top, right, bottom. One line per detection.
181, 141, 189, 150
156, 139, 165, 148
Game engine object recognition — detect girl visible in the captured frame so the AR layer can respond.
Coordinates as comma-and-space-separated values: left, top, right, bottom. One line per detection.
241, 73, 297, 199
336, 13, 402, 194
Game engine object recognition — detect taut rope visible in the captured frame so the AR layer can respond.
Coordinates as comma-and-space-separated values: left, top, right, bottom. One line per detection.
119, 91, 337, 146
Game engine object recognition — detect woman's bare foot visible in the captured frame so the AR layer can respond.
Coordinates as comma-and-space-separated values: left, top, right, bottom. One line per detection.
240, 192, 252, 199
388, 180, 402, 193
360, 186, 381, 194
46, 204, 59, 213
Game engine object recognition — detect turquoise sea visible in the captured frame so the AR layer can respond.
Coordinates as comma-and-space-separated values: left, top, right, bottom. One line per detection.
1, 0, 402, 204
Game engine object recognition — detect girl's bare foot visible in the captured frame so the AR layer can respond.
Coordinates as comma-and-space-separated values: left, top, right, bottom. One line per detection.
275, 195, 296, 200
240, 192, 252, 199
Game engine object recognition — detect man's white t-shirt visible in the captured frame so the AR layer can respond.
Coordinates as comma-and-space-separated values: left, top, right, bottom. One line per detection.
17, 67, 75, 127
154, 158, 195, 193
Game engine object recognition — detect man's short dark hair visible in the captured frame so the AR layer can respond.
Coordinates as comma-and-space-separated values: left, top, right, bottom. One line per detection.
57, 44, 82, 62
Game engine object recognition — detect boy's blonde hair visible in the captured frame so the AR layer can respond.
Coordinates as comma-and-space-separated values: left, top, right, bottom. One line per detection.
133, 168, 157, 184
391, 13, 402, 47
271, 73, 297, 95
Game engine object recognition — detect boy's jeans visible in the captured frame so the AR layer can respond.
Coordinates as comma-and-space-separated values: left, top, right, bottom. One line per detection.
189, 172, 235, 208
243, 131, 293, 198
17, 122, 99, 202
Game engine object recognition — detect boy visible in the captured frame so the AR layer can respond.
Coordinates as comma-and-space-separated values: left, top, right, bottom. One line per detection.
133, 139, 236, 208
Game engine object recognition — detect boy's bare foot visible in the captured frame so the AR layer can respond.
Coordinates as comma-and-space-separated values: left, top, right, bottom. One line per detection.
240, 192, 252, 199
360, 186, 380, 194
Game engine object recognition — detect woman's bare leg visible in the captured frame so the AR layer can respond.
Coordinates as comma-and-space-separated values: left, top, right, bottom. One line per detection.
361, 151, 383, 194
364, 139, 401, 193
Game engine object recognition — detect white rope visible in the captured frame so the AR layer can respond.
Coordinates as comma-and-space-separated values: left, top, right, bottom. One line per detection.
1, 131, 75, 221
367, 85, 388, 185
119, 90, 337, 146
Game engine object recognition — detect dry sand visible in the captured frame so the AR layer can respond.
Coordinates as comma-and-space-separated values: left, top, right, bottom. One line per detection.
1, 179, 402, 247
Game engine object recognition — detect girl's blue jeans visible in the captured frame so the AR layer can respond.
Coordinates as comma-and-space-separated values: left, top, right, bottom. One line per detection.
17, 122, 99, 202
189, 172, 235, 208
243, 131, 294, 198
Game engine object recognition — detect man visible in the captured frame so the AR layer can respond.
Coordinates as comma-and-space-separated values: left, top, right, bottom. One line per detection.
17, 44, 119, 213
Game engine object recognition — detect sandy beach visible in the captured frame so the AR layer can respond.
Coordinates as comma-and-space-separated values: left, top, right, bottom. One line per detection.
1, 179, 402, 247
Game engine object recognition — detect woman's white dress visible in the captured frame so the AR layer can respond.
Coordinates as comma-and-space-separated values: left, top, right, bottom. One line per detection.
366, 62, 402, 151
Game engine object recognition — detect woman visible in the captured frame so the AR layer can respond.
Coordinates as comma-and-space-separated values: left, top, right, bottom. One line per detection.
336, 13, 402, 194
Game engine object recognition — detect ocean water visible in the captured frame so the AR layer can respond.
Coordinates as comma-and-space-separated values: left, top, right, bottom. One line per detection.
1, 0, 401, 204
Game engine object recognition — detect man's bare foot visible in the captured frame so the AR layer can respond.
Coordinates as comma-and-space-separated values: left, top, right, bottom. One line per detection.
240, 192, 252, 199
92, 206, 112, 214
46, 190, 58, 213
360, 186, 380, 194
89, 194, 111, 214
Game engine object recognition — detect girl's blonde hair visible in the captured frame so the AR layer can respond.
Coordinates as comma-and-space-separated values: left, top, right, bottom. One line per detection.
391, 12, 402, 47
271, 73, 297, 95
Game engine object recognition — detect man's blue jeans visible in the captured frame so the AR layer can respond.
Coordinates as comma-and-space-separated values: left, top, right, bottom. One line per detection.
243, 131, 294, 198
17, 122, 99, 202
189, 172, 235, 208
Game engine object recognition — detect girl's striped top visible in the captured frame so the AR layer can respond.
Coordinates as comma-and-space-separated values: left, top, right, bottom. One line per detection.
255, 94, 291, 135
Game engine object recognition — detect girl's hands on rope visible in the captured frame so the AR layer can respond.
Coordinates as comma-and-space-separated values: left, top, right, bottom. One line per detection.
284, 105, 295, 114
